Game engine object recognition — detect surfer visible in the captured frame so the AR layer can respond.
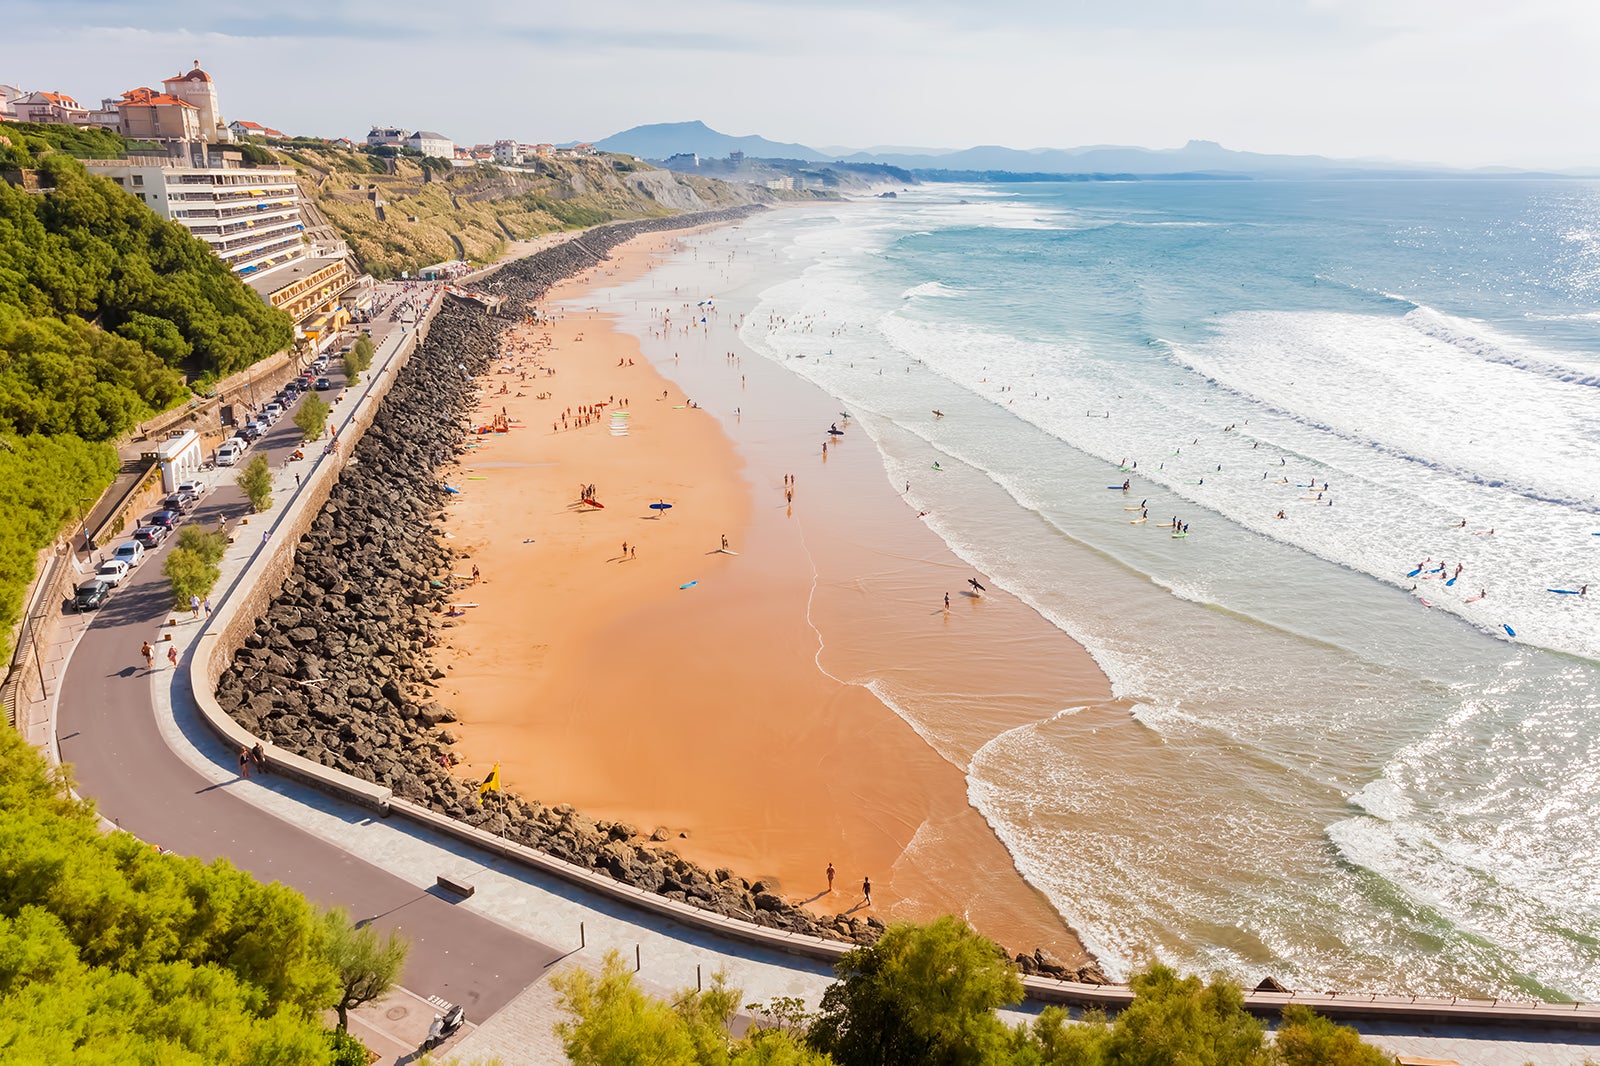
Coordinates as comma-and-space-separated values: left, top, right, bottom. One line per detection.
1276, 510, 1286, 519
969, 577, 986, 594
1122, 479, 1130, 491
944, 593, 950, 609
933, 462, 943, 471
933, 409, 944, 418
1583, 585, 1589, 597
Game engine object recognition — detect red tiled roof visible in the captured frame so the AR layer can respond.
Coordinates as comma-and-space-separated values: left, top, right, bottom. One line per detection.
40, 91, 83, 108
120, 87, 197, 108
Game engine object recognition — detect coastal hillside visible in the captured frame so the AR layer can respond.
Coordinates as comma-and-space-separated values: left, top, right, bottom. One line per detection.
0, 124, 294, 657
271, 142, 823, 278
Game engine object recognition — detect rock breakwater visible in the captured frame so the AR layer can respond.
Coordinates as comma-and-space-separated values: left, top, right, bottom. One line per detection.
216, 209, 1106, 980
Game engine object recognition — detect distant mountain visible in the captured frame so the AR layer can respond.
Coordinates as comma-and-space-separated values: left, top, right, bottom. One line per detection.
838, 140, 1439, 177
594, 121, 830, 162
592, 124, 1561, 179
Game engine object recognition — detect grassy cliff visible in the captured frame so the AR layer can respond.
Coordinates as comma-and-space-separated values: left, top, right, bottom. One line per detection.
275, 143, 822, 278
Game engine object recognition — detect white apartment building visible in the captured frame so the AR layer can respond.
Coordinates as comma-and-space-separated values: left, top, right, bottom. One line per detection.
84, 147, 306, 277
406, 130, 454, 159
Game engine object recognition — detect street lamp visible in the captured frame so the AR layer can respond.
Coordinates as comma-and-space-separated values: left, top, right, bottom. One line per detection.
75, 497, 94, 557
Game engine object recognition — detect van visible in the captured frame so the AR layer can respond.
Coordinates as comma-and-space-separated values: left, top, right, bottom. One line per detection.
216, 442, 243, 466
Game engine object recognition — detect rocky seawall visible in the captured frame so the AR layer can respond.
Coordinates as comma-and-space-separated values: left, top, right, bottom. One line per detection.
215, 209, 1106, 982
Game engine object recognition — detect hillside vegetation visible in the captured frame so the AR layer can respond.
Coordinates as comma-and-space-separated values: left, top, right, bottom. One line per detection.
0, 726, 371, 1063
275, 142, 821, 278
0, 126, 294, 656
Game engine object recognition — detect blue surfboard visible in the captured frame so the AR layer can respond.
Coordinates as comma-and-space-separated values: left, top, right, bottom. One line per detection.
1503, 623, 1516, 637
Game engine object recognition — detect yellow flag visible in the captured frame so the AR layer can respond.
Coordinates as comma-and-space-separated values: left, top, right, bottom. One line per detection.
478, 763, 500, 795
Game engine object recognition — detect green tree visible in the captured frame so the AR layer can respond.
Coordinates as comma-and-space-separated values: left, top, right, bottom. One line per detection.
163, 526, 228, 609
1104, 965, 1267, 1066
1272, 1005, 1395, 1066
807, 916, 1021, 1066
343, 350, 361, 386
295, 393, 331, 442
351, 333, 375, 371
553, 951, 826, 1065
0, 726, 350, 1063
322, 908, 408, 1032
1016, 1006, 1111, 1066
238, 453, 273, 512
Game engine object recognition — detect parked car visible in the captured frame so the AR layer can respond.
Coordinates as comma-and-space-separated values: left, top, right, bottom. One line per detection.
72, 579, 112, 612
177, 479, 207, 498
132, 526, 168, 549
216, 443, 243, 466
94, 559, 131, 587
111, 540, 145, 569
239, 423, 264, 442
315, 377, 331, 391
147, 510, 179, 531
262, 402, 284, 421
162, 492, 196, 514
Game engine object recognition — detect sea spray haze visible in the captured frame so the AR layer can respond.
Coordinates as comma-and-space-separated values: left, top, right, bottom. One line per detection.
601, 179, 1600, 1000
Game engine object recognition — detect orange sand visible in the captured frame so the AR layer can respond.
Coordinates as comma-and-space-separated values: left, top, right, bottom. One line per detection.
437, 231, 1116, 962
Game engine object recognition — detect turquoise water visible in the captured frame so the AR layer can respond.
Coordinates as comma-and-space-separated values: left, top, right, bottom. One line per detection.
614, 181, 1600, 999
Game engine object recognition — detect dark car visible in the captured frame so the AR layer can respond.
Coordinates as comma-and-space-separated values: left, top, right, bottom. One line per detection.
72, 578, 112, 612
162, 492, 196, 514
147, 510, 179, 530
133, 525, 168, 548
238, 424, 263, 443
315, 377, 331, 390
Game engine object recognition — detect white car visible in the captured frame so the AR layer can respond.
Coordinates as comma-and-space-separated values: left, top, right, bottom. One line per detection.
215, 442, 243, 466
262, 403, 284, 421
95, 559, 131, 587
178, 479, 207, 498
111, 541, 145, 569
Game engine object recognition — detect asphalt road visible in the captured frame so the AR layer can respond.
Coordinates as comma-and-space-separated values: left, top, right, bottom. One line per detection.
56, 329, 560, 1020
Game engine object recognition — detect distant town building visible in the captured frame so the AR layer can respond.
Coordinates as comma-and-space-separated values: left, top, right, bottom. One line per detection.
492, 139, 523, 165
229, 119, 287, 139
0, 84, 22, 121
117, 87, 202, 142
88, 97, 123, 131
665, 153, 699, 169
84, 143, 308, 278
728, 150, 744, 164
406, 130, 454, 159
366, 126, 409, 147
14, 90, 89, 125
161, 62, 231, 143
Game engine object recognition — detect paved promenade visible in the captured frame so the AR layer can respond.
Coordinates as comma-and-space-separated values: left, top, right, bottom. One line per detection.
31, 282, 1600, 1066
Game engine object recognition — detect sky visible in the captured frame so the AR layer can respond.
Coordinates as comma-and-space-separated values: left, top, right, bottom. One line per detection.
8, 0, 1600, 169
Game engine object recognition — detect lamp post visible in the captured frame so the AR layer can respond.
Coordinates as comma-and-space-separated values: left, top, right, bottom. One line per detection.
75, 497, 92, 557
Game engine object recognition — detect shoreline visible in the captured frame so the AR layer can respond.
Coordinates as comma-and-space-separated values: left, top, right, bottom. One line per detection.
436, 220, 1116, 966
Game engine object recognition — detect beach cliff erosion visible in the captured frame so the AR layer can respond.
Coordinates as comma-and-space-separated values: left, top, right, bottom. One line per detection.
214, 208, 1106, 980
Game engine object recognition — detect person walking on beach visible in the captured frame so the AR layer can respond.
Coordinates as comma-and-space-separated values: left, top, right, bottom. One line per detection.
140, 640, 154, 669
827, 863, 835, 892
944, 592, 950, 610
167, 645, 178, 669
862, 876, 872, 907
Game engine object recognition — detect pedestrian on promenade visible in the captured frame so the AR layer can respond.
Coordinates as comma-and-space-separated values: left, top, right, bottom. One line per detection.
827, 863, 835, 892
862, 876, 872, 907
237, 747, 251, 779
190, 595, 201, 619
203, 598, 212, 617
295, 474, 301, 488
140, 640, 153, 669
167, 645, 178, 668
251, 741, 268, 774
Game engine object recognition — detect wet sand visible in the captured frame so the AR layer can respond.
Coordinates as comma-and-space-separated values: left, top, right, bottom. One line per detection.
438, 229, 1118, 962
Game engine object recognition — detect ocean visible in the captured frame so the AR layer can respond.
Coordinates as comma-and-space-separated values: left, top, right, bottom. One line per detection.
591, 180, 1600, 1001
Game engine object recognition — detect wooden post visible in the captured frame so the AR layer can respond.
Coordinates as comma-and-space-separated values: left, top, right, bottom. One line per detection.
635, 944, 641, 972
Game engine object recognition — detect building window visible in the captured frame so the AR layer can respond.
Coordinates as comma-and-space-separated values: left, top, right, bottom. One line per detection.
132, 174, 144, 186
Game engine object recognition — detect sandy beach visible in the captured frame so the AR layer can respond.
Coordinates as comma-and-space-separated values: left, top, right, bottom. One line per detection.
437, 227, 1119, 962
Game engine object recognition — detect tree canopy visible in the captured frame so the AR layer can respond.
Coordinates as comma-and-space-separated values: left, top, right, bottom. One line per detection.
0, 725, 358, 1063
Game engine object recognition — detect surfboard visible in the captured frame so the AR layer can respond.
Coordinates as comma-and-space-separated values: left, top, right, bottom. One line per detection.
450, 602, 479, 609
468, 476, 488, 480
1445, 577, 1458, 586
1418, 598, 1434, 608
582, 499, 604, 508
1465, 594, 1485, 603
1130, 518, 1147, 524
1503, 624, 1516, 637
1406, 568, 1423, 577
1123, 506, 1143, 510
1107, 486, 1128, 490
1171, 532, 1187, 539
716, 549, 740, 555
827, 429, 844, 436
679, 581, 698, 590
1549, 588, 1580, 594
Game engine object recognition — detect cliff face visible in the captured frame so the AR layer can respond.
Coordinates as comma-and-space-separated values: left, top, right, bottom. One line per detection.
277, 145, 826, 278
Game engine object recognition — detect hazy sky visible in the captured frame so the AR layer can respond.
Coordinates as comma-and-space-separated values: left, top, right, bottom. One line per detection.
9, 0, 1600, 168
